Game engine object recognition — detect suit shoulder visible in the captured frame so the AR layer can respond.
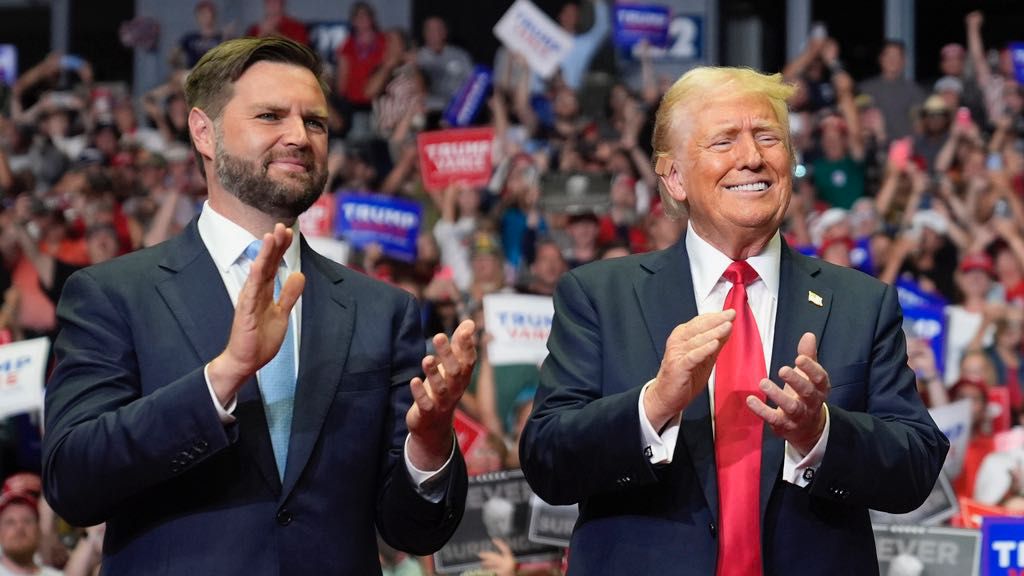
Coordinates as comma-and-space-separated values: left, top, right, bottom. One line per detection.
71, 242, 177, 286
800, 253, 890, 300
567, 250, 660, 287
306, 251, 414, 305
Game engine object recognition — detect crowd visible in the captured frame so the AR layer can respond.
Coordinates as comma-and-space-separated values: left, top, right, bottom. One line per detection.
0, 0, 1022, 573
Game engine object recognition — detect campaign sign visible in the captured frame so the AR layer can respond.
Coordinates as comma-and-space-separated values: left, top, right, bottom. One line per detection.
613, 4, 670, 55
434, 470, 561, 574
983, 517, 1024, 575
417, 127, 495, 193
930, 399, 973, 481
307, 21, 348, 64
0, 45, 16, 86
444, 65, 493, 128
298, 192, 336, 238
454, 409, 488, 460
0, 337, 50, 419
493, 0, 574, 79
335, 194, 421, 262
1010, 42, 1024, 85
628, 13, 703, 61
483, 294, 553, 366
527, 494, 578, 547
874, 524, 980, 576
897, 278, 948, 378
870, 472, 958, 527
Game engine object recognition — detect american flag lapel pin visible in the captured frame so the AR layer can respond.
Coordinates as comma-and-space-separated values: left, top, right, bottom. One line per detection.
808, 291, 823, 307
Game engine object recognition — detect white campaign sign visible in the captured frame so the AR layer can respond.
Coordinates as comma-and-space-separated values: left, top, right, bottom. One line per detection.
484, 294, 553, 366
493, 0, 574, 79
929, 399, 973, 481
0, 337, 50, 418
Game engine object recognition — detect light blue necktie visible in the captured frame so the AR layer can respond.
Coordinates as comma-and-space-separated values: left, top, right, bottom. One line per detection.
243, 240, 296, 480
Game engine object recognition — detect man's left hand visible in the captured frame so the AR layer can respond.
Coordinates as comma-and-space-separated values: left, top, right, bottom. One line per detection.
406, 319, 478, 470
746, 332, 829, 455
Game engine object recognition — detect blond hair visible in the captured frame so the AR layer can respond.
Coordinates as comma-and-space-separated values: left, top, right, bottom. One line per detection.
651, 67, 796, 218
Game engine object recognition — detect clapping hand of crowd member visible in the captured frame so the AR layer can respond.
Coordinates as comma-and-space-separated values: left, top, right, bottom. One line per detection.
63, 524, 104, 576
907, 337, 948, 408
478, 538, 517, 576
747, 332, 830, 455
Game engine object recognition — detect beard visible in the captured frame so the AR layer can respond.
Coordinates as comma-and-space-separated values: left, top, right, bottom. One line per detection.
214, 135, 327, 220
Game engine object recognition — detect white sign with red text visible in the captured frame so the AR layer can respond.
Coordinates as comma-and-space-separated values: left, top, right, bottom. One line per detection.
493, 0, 574, 79
484, 294, 553, 366
0, 337, 50, 418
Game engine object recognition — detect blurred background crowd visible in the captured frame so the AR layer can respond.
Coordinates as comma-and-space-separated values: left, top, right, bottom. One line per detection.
2, 0, 1024, 574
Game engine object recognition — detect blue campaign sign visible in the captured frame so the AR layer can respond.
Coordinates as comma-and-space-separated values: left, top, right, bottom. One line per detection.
613, 4, 671, 54
444, 66, 493, 128
897, 279, 947, 377
335, 193, 421, 262
983, 517, 1024, 575
0, 44, 17, 86
1010, 42, 1024, 85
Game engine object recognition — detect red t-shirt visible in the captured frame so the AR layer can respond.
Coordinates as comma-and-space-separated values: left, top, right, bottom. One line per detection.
246, 16, 309, 45
336, 32, 386, 105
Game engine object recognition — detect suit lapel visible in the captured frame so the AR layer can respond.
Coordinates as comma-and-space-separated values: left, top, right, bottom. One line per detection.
760, 243, 832, 520
280, 242, 355, 500
155, 221, 282, 496
636, 241, 719, 522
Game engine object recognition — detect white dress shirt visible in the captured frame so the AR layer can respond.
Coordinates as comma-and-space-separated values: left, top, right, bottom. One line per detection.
638, 226, 830, 487
196, 202, 448, 490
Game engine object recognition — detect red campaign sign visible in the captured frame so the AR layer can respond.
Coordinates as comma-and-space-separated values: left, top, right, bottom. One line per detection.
298, 192, 336, 238
416, 127, 494, 193
989, 386, 1012, 435
453, 409, 488, 458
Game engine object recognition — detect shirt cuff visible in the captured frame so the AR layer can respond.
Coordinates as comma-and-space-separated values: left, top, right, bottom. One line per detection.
639, 379, 681, 464
783, 404, 830, 487
204, 363, 237, 424
404, 434, 455, 503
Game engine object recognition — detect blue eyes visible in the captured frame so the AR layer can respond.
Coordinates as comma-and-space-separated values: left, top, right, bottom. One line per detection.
255, 113, 326, 132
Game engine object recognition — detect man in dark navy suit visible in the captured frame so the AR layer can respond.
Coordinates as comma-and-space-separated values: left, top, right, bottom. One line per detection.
43, 36, 474, 575
520, 66, 948, 576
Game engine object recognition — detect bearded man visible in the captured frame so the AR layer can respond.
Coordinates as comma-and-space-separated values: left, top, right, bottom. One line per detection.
42, 37, 475, 575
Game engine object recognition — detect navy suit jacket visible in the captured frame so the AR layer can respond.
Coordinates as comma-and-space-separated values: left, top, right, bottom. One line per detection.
42, 222, 467, 575
520, 238, 948, 575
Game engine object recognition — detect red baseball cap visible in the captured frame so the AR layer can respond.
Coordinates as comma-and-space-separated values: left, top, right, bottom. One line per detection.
960, 252, 994, 276
0, 491, 38, 518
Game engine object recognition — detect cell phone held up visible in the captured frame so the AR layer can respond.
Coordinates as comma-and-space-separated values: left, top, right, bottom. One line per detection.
888, 137, 912, 171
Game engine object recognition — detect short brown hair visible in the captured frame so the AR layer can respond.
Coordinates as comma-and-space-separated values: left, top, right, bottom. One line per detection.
184, 36, 329, 174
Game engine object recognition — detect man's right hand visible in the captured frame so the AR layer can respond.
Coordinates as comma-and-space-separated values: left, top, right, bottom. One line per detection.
207, 223, 305, 406
644, 309, 735, 430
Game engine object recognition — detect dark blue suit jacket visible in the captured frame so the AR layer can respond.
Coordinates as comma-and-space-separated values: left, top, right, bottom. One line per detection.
42, 222, 466, 575
520, 239, 948, 575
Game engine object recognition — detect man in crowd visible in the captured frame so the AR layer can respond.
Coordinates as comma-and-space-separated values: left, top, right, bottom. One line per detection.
43, 37, 474, 574
859, 40, 927, 141
0, 489, 60, 576
520, 66, 947, 574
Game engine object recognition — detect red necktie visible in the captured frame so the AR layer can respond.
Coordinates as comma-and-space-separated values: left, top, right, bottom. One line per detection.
714, 260, 765, 576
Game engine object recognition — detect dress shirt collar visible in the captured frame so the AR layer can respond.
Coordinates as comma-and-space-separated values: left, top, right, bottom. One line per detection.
684, 224, 782, 301
197, 201, 301, 273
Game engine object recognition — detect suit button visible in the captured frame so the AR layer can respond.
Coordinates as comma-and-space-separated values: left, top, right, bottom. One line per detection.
276, 509, 292, 526
193, 440, 208, 454
709, 522, 716, 537
180, 451, 194, 462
